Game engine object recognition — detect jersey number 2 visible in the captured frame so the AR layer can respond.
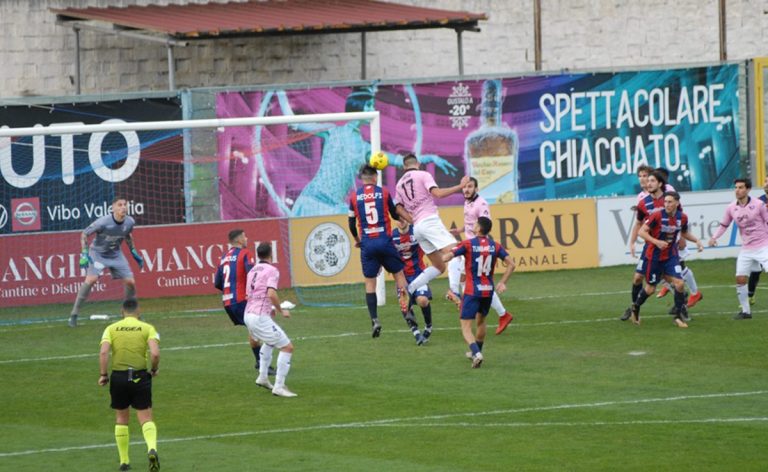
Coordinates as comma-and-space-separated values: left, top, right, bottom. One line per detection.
222, 264, 231, 289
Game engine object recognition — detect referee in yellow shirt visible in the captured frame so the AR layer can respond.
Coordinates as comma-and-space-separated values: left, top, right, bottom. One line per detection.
99, 299, 161, 471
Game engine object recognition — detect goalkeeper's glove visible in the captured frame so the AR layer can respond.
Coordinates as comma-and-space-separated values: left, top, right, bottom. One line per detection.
80, 249, 93, 269
79, 250, 92, 269
130, 248, 144, 270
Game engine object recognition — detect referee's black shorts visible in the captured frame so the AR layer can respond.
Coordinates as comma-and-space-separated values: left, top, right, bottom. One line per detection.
109, 369, 152, 410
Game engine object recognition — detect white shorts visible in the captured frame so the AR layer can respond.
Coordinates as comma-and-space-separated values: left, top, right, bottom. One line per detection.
413, 215, 456, 254
244, 313, 291, 349
735, 247, 768, 276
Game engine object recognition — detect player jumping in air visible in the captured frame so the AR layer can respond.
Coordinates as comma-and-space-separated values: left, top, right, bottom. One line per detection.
348, 165, 413, 339
395, 154, 469, 311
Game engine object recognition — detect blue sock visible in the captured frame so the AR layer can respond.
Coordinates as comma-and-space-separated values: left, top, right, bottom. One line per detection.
365, 293, 378, 320
469, 342, 480, 356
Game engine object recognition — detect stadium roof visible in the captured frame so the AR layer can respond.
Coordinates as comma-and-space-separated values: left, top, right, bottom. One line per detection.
53, 0, 487, 92
52, 0, 487, 39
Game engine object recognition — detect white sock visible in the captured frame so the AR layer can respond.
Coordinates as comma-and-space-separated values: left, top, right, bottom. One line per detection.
447, 257, 462, 294
737, 284, 750, 314
681, 267, 698, 294
275, 351, 293, 389
491, 292, 506, 316
258, 344, 273, 379
408, 266, 441, 294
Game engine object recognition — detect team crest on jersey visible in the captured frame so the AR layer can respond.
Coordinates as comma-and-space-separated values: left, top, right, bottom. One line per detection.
304, 222, 351, 277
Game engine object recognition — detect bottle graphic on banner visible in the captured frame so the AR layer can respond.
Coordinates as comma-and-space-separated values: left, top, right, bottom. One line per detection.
464, 79, 519, 203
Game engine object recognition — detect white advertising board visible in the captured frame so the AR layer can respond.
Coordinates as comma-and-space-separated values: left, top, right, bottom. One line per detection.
597, 190, 743, 267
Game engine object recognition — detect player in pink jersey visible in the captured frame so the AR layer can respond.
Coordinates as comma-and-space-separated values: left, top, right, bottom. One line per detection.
214, 229, 275, 377
447, 177, 515, 334
395, 154, 469, 310
244, 243, 297, 397
709, 178, 768, 319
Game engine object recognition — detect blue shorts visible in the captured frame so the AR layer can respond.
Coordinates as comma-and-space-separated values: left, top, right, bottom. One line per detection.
360, 240, 405, 278
225, 302, 247, 326
636, 256, 682, 285
405, 273, 432, 300
460, 294, 492, 320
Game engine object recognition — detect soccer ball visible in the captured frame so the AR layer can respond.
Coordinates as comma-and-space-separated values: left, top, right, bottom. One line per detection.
369, 151, 388, 170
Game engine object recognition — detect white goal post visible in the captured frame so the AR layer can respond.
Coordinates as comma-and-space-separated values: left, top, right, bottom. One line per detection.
0, 110, 389, 305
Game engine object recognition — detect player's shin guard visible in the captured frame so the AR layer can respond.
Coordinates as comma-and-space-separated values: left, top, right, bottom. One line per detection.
631, 282, 642, 303
70, 282, 94, 316
259, 344, 274, 376
407, 266, 441, 294
115, 424, 130, 465
737, 284, 750, 314
491, 292, 506, 316
681, 267, 698, 294
365, 292, 378, 320
275, 351, 292, 389
448, 257, 462, 294
141, 421, 157, 452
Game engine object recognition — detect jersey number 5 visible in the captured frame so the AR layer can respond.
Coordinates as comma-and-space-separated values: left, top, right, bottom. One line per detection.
364, 200, 379, 225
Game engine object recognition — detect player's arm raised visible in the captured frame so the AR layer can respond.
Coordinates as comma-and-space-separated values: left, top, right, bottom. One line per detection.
430, 176, 470, 199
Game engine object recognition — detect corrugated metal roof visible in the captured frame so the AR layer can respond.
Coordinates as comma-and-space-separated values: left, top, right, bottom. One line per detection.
53, 0, 487, 39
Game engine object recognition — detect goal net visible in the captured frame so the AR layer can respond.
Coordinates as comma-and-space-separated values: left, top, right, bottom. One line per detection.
0, 110, 387, 321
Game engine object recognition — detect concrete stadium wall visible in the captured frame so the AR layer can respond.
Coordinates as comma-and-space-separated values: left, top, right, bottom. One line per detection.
0, 0, 767, 98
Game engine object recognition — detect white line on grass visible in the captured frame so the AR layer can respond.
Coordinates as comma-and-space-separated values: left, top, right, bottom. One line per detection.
0, 283, 740, 333
0, 308, 764, 365
1, 390, 766, 458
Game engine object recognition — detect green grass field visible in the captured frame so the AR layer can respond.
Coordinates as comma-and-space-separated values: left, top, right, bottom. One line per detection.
1, 259, 767, 471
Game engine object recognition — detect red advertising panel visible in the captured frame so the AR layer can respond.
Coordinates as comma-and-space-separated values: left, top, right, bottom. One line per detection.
0, 219, 289, 307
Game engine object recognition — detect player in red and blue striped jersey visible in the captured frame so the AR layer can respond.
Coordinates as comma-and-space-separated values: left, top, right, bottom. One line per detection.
443, 217, 515, 368
392, 221, 433, 344
214, 229, 273, 376
631, 192, 704, 327
348, 165, 412, 339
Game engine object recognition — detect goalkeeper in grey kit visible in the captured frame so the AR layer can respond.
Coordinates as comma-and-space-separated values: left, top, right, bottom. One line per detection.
68, 196, 144, 327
